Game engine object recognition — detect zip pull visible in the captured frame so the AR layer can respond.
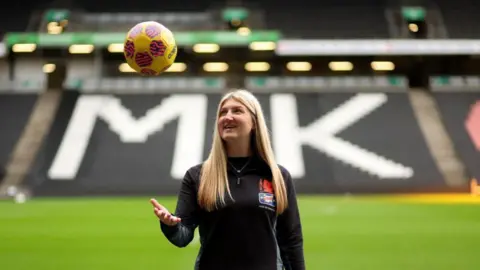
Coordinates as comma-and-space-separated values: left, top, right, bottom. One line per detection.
237, 177, 241, 185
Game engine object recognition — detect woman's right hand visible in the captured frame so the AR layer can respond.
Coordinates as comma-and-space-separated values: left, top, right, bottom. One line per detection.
150, 198, 181, 226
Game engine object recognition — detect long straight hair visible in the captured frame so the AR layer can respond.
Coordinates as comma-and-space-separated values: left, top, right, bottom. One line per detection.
197, 90, 288, 215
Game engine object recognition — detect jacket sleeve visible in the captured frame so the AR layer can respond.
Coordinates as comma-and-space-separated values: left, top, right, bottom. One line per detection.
276, 168, 305, 270
160, 168, 201, 248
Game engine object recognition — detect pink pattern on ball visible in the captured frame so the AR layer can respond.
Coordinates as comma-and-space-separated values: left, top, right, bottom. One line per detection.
145, 24, 162, 39
124, 40, 135, 58
150, 40, 166, 56
135, 52, 153, 67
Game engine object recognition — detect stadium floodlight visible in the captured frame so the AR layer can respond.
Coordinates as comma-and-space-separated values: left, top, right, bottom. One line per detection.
329, 61, 353, 71
408, 23, 419, 33
43, 63, 56, 73
119, 63, 135, 73
286, 62, 312, 72
193, 43, 220, 53
12, 44, 36, 53
203, 62, 228, 72
108, 43, 124, 53
166, 63, 187, 72
371, 61, 395, 71
47, 22, 63, 34
249, 41, 276, 51
69, 44, 94, 54
245, 62, 270, 72
236, 27, 251, 36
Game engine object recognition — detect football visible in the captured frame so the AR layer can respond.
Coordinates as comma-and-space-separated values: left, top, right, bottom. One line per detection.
123, 21, 177, 75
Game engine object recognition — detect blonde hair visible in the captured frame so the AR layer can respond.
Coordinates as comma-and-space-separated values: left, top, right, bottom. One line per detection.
198, 89, 288, 215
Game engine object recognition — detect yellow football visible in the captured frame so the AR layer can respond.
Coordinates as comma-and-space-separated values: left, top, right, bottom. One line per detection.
123, 21, 177, 75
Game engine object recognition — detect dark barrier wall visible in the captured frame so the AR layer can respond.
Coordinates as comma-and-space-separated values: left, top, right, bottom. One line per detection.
0, 94, 38, 170
26, 91, 447, 196
434, 92, 480, 181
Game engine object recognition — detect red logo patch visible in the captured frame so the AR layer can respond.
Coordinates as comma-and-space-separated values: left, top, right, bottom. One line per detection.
259, 178, 274, 194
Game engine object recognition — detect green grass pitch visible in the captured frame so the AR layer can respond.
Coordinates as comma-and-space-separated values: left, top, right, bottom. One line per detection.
0, 195, 479, 270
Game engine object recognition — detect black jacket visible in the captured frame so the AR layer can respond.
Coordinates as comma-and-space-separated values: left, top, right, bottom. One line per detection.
160, 155, 305, 270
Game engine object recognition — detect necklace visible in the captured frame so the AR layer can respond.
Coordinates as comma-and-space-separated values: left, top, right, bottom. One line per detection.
228, 158, 252, 174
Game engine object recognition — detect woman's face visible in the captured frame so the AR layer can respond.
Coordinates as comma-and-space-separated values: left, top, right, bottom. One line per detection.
218, 98, 254, 142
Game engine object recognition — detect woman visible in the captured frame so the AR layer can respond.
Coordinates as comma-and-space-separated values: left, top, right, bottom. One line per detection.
150, 89, 305, 270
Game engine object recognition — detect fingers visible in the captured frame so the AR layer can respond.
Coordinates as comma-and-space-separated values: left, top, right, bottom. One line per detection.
154, 207, 169, 220
150, 198, 164, 210
154, 208, 181, 225
151, 199, 181, 226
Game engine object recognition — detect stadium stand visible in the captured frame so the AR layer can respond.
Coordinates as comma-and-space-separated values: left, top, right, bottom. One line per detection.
0, 95, 38, 171
0, 0, 478, 197
264, 0, 391, 38
435, 0, 480, 38
433, 91, 480, 184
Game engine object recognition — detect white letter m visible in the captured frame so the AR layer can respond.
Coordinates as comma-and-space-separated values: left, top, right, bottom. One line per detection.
48, 94, 207, 180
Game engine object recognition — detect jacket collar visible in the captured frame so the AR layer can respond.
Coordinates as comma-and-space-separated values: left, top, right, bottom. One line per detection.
227, 154, 271, 176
